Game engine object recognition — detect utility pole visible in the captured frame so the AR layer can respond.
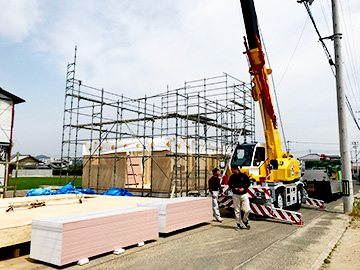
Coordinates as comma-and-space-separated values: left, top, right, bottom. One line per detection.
299, 0, 354, 212
332, 0, 354, 212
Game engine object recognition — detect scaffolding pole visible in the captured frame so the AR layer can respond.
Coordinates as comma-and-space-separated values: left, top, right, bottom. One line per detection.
61, 67, 255, 197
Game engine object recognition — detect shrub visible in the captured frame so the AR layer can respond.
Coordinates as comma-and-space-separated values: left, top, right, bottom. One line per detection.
351, 199, 360, 217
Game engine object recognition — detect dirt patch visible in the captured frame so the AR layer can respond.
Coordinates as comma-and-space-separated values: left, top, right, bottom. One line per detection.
320, 216, 360, 269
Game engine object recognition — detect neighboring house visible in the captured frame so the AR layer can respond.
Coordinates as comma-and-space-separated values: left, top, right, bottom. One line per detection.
298, 153, 321, 161
298, 153, 340, 161
0, 88, 25, 186
10, 155, 53, 177
10, 155, 43, 166
48, 158, 71, 170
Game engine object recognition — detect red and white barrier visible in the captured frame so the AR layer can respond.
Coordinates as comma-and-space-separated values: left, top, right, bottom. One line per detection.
219, 185, 324, 225
305, 197, 325, 209
218, 196, 303, 225
247, 187, 271, 199
218, 197, 233, 208
250, 203, 303, 225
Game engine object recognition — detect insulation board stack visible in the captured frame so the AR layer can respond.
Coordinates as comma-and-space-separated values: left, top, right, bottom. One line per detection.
137, 197, 212, 233
30, 206, 158, 266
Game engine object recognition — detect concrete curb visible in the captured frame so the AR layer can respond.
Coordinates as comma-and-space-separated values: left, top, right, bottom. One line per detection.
312, 187, 360, 269
310, 215, 351, 270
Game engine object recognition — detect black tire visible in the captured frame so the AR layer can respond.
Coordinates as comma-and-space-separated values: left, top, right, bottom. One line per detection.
293, 187, 303, 210
274, 190, 285, 209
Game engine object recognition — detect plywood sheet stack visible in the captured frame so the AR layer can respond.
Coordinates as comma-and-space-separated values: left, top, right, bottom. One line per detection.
137, 197, 212, 233
0, 194, 160, 248
30, 206, 158, 266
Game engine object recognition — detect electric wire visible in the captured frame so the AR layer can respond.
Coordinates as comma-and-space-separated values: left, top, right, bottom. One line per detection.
319, 0, 332, 34
259, 31, 289, 152
302, 1, 335, 75
339, 1, 360, 110
287, 140, 339, 157
316, 0, 360, 126
287, 140, 338, 145
275, 17, 308, 90
342, 0, 360, 146
301, 1, 360, 131
317, 0, 360, 113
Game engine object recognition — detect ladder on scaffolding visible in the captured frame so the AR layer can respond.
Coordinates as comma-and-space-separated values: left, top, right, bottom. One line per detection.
169, 164, 183, 198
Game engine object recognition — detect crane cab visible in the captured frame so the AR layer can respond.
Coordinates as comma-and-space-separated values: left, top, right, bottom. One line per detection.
230, 142, 300, 183
231, 142, 267, 181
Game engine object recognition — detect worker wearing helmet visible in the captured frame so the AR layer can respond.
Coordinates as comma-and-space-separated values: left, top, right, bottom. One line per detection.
228, 165, 251, 230
208, 168, 225, 222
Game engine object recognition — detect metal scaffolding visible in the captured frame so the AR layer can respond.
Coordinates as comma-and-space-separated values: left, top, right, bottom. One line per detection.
60, 51, 255, 197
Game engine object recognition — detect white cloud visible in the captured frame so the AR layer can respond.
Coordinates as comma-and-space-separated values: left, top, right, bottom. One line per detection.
3, 0, 360, 157
0, 0, 41, 42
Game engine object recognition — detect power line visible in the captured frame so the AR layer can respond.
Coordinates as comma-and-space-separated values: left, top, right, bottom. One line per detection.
275, 18, 308, 90
287, 140, 338, 145
339, 0, 360, 111
300, 0, 360, 131
301, 1, 336, 74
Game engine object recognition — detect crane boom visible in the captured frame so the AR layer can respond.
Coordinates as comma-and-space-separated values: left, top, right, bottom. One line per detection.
236, 0, 300, 182
221, 0, 326, 215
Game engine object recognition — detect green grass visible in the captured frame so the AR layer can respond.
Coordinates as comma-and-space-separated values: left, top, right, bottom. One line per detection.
351, 199, 360, 217
8, 177, 82, 190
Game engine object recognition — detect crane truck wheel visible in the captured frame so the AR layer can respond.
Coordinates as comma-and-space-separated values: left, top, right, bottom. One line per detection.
274, 190, 285, 209
293, 187, 303, 210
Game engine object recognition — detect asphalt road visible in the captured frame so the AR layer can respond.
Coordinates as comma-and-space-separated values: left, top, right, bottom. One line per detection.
28, 181, 359, 270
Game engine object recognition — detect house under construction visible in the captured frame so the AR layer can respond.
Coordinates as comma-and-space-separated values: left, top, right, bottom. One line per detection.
61, 50, 255, 197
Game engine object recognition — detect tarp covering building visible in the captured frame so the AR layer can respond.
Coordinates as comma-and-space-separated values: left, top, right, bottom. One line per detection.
82, 137, 228, 194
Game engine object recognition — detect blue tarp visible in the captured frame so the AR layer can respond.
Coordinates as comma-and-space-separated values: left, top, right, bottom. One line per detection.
25, 184, 131, 197
100, 188, 134, 197
52, 182, 98, 195
54, 182, 79, 194
79, 188, 96, 195
25, 188, 54, 197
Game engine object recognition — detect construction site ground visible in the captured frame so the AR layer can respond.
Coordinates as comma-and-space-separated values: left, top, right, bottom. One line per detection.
1, 181, 359, 270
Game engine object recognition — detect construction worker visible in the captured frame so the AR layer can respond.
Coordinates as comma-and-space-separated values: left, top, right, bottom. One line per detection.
228, 165, 251, 230
208, 168, 225, 222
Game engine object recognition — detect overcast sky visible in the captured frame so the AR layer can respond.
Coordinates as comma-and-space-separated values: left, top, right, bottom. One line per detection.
0, 0, 359, 159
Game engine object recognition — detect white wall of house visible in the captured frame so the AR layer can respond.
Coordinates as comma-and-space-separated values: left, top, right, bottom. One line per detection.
0, 97, 13, 143
12, 169, 53, 178
0, 164, 4, 186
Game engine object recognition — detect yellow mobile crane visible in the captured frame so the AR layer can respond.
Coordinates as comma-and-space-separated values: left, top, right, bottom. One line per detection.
220, 0, 321, 211
234, 0, 300, 184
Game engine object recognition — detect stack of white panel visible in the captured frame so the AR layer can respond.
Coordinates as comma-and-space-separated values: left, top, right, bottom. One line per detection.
30, 206, 158, 266
137, 197, 212, 233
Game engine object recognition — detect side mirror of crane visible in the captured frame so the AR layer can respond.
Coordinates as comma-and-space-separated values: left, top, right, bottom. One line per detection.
270, 159, 279, 170
219, 161, 225, 169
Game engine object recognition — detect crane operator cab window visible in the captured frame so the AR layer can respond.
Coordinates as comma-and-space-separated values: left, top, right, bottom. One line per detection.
253, 146, 265, 166
231, 143, 256, 167
231, 143, 266, 168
